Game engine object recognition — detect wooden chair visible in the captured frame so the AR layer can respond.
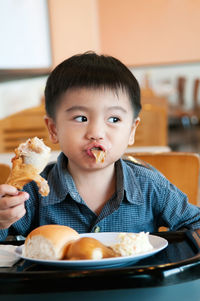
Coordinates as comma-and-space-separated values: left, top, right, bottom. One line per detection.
0, 164, 11, 184
123, 152, 200, 205
0, 105, 60, 152
133, 97, 168, 147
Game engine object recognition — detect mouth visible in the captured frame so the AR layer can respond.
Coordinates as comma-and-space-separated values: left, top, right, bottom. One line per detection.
91, 146, 103, 151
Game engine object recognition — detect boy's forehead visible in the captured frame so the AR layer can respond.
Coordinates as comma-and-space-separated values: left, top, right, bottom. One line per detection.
62, 86, 131, 102
58, 87, 135, 118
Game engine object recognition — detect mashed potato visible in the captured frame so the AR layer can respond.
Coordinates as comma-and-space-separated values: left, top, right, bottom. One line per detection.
112, 232, 153, 257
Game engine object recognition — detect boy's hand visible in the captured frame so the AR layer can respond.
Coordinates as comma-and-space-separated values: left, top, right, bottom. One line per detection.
0, 184, 29, 229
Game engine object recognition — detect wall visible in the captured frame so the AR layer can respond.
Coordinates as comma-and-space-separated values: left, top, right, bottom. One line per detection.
0, 0, 101, 118
0, 0, 51, 70
0, 0, 200, 119
48, 0, 100, 67
97, 0, 200, 66
1, 0, 200, 68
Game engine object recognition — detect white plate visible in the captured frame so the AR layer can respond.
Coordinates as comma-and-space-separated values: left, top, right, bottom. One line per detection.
15, 232, 168, 269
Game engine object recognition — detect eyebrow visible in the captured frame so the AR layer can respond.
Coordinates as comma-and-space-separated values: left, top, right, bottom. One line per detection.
65, 106, 89, 113
107, 106, 128, 114
65, 105, 127, 114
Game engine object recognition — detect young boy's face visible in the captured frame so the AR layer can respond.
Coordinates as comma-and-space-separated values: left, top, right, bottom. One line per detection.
45, 87, 139, 172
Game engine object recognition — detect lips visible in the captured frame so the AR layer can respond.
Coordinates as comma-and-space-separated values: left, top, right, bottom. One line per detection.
86, 144, 106, 157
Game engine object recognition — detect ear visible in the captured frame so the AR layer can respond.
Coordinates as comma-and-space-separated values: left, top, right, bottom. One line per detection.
44, 115, 59, 144
128, 117, 140, 146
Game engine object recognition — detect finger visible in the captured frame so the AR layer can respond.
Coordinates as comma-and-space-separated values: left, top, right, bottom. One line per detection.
0, 184, 19, 198
0, 204, 26, 229
0, 203, 26, 222
0, 192, 29, 210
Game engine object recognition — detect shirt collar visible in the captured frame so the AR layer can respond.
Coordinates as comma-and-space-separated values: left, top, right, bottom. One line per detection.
42, 154, 144, 206
42, 152, 83, 206
119, 159, 144, 205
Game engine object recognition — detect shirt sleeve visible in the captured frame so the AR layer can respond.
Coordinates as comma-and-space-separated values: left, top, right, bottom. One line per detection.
157, 181, 200, 230
0, 229, 9, 241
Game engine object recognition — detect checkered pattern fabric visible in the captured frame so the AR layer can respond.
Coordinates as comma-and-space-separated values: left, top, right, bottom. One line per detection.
1, 152, 200, 241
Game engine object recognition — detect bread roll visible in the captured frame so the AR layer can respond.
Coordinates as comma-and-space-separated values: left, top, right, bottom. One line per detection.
23, 225, 80, 260
64, 237, 118, 260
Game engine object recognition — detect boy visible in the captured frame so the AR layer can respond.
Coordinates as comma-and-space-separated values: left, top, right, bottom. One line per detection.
0, 52, 200, 241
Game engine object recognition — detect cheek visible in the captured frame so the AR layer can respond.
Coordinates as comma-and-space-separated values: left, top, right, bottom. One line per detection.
112, 128, 132, 149
56, 126, 78, 150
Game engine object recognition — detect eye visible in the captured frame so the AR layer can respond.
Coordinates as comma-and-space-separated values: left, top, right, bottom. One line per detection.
108, 117, 120, 123
74, 116, 87, 122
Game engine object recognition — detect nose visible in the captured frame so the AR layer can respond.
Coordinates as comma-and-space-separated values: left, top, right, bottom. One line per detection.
86, 119, 105, 141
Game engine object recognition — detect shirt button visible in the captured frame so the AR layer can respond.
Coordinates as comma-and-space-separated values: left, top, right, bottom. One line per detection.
94, 226, 100, 233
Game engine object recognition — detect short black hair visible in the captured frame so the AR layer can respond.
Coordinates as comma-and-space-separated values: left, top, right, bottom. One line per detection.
45, 52, 141, 119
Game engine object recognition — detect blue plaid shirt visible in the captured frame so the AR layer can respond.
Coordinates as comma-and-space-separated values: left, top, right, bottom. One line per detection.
1, 152, 200, 240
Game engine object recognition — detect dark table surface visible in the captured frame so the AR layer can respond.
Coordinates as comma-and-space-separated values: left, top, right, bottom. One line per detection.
1, 230, 200, 295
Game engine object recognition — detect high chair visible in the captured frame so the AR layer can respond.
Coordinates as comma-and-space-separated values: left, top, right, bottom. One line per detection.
124, 152, 200, 206
133, 97, 168, 147
0, 105, 60, 152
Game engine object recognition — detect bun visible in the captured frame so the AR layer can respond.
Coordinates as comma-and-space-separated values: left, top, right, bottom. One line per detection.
23, 225, 80, 260
64, 237, 118, 260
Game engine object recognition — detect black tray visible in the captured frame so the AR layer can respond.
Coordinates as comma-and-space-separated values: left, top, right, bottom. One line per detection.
1, 230, 200, 294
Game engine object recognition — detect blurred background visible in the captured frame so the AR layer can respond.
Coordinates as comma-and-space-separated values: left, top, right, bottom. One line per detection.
0, 0, 200, 152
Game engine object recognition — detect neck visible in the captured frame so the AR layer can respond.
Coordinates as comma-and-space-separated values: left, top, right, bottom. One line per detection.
67, 162, 116, 214
68, 162, 115, 188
